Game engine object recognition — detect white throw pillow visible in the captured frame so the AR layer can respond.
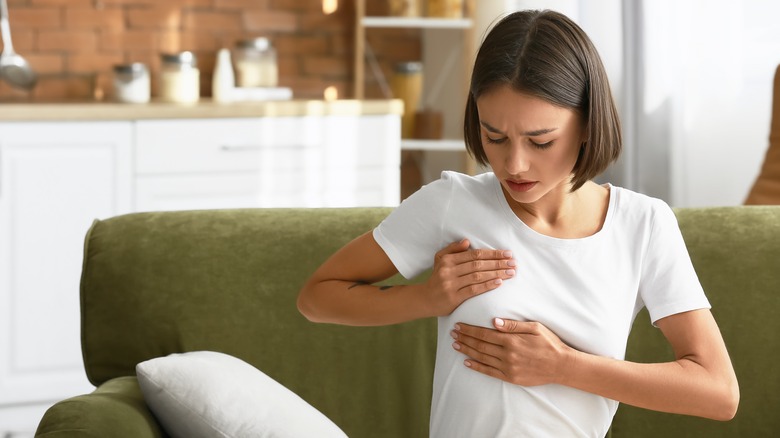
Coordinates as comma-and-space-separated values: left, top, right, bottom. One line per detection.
136, 351, 348, 438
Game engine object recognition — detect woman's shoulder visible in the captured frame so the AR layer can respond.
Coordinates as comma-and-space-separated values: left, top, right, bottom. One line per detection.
609, 184, 676, 226
415, 171, 497, 196
399, 171, 499, 218
440, 170, 496, 185
610, 185, 670, 209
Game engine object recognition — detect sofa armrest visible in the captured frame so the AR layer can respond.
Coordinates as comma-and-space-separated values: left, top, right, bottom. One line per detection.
35, 376, 166, 438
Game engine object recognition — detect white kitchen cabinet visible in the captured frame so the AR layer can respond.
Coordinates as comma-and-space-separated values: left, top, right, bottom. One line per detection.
0, 121, 133, 437
320, 114, 401, 207
0, 103, 401, 436
134, 115, 400, 211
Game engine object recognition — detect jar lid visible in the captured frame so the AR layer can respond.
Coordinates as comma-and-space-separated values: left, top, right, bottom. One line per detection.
114, 63, 149, 75
161, 51, 197, 66
394, 61, 423, 73
236, 37, 272, 51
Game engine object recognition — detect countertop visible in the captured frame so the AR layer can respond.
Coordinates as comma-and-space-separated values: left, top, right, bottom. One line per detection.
0, 99, 404, 121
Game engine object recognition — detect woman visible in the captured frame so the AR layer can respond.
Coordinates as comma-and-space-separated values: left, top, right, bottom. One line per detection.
298, 9, 738, 437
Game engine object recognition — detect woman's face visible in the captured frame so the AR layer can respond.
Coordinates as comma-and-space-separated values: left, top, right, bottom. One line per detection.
476, 85, 585, 206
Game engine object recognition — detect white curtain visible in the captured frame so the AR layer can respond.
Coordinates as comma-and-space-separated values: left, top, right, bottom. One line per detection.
624, 0, 779, 207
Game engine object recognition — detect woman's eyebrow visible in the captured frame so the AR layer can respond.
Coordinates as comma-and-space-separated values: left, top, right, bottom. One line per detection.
480, 121, 505, 134
523, 127, 558, 136
479, 121, 558, 136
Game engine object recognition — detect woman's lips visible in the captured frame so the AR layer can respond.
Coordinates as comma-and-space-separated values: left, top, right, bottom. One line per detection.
506, 179, 538, 192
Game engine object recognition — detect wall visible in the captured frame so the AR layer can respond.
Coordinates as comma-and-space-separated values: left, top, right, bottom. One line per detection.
0, 0, 421, 101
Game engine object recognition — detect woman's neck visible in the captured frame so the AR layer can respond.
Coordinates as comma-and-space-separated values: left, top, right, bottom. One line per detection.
504, 181, 610, 239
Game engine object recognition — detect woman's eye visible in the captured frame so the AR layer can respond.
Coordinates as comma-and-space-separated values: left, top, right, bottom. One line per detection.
485, 136, 507, 144
531, 140, 553, 149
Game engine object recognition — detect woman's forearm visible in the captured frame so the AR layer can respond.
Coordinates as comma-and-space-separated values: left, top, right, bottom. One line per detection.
297, 231, 432, 326
558, 309, 739, 420
560, 349, 739, 420
453, 310, 738, 421
297, 280, 431, 326
297, 233, 515, 327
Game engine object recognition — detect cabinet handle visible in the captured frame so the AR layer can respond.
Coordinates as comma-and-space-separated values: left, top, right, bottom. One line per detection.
220, 144, 308, 152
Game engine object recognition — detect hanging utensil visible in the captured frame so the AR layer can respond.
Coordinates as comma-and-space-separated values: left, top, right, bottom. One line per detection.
0, 0, 36, 90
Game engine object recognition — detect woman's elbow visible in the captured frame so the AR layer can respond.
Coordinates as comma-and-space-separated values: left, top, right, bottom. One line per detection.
705, 374, 739, 421
714, 377, 740, 421
296, 287, 322, 323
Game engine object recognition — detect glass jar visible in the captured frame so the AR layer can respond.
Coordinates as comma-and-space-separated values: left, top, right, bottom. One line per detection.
159, 51, 200, 103
233, 38, 278, 88
113, 63, 150, 103
388, 0, 421, 17
427, 0, 463, 18
390, 62, 423, 139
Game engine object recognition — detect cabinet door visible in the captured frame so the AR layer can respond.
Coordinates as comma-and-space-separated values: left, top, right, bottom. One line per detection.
136, 172, 320, 211
0, 122, 133, 434
135, 115, 400, 211
135, 117, 323, 210
322, 114, 401, 207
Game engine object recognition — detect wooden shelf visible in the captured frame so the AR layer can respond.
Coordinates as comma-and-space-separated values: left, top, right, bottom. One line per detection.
354, 0, 478, 188
401, 139, 465, 151
353, 0, 475, 100
361, 16, 473, 29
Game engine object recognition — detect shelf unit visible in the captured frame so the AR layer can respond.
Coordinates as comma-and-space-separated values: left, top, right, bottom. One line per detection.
361, 16, 472, 29
399, 138, 466, 151
353, 0, 477, 197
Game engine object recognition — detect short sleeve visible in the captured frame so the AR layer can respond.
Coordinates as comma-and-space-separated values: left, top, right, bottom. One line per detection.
639, 201, 711, 324
373, 172, 455, 279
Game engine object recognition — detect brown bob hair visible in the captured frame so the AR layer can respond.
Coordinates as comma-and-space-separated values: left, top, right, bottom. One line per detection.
463, 10, 621, 191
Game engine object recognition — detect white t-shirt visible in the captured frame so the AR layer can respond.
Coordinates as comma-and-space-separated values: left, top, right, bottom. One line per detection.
373, 171, 710, 438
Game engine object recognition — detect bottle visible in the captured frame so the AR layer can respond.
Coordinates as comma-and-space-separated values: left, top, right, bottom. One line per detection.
234, 38, 278, 88
160, 51, 200, 103
212, 48, 235, 103
113, 63, 150, 103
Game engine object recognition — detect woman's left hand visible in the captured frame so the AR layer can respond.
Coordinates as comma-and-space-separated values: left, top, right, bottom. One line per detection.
451, 318, 574, 386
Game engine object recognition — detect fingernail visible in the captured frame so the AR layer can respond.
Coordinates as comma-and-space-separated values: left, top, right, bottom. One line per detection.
450, 330, 458, 339
493, 278, 502, 285
452, 342, 461, 350
494, 318, 505, 327
453, 324, 460, 331
507, 259, 516, 267
505, 269, 515, 276
464, 360, 472, 368
503, 251, 513, 258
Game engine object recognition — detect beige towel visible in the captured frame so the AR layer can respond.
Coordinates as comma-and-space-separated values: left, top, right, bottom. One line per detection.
746, 64, 780, 204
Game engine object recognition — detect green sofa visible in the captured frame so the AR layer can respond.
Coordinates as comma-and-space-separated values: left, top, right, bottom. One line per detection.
36, 207, 780, 437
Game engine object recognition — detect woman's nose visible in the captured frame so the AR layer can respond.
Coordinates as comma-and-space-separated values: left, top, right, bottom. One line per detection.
505, 144, 530, 174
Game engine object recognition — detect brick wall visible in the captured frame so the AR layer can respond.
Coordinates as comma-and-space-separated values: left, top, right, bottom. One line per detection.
0, 0, 421, 101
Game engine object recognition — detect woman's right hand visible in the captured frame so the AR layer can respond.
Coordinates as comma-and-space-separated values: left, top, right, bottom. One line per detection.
424, 239, 516, 316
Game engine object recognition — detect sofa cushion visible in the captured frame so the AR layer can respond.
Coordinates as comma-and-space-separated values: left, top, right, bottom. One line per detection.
136, 351, 348, 438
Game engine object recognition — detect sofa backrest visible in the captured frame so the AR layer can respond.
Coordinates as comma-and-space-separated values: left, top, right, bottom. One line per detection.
81, 208, 436, 438
81, 206, 780, 437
